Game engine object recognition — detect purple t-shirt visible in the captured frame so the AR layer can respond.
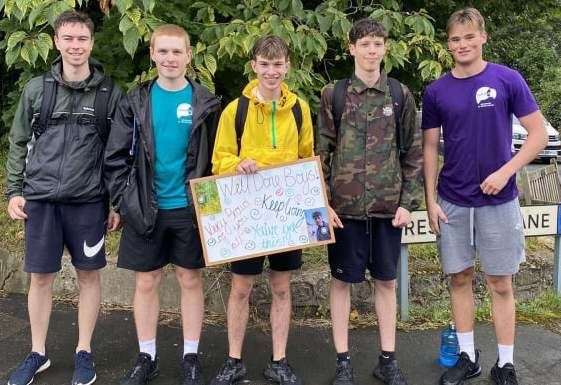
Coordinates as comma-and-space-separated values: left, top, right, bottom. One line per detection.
422, 62, 538, 207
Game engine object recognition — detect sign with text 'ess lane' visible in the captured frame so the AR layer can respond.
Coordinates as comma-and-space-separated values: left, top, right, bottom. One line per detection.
190, 157, 335, 266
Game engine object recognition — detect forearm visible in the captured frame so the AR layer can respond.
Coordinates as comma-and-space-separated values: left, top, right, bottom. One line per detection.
423, 140, 439, 205
501, 131, 547, 178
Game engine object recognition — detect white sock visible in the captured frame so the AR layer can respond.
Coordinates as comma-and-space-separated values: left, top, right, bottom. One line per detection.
184, 339, 199, 356
139, 339, 156, 361
498, 344, 514, 367
457, 331, 476, 362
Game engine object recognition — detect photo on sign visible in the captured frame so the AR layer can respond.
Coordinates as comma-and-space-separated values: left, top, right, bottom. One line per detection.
193, 180, 221, 216
305, 207, 332, 242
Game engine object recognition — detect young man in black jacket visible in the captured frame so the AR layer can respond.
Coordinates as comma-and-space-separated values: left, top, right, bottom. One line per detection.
6, 10, 122, 385
104, 24, 220, 385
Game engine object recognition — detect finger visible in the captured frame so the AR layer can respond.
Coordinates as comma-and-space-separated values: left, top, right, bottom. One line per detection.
438, 210, 448, 223
14, 206, 27, 219
429, 219, 440, 235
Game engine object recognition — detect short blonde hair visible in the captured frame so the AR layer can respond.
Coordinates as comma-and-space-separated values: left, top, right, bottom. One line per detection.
446, 8, 486, 35
150, 24, 190, 49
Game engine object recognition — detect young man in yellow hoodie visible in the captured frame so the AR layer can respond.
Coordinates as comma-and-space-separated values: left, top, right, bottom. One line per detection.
210, 36, 313, 385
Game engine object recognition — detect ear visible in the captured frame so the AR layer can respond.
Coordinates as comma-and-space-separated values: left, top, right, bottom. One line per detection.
250, 59, 257, 73
349, 43, 356, 57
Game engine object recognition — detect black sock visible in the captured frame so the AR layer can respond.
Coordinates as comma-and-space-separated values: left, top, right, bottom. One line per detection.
228, 356, 242, 364
380, 351, 395, 365
271, 356, 285, 364
337, 352, 350, 362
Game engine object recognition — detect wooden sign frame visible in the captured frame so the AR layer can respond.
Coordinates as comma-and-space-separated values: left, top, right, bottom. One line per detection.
189, 156, 335, 266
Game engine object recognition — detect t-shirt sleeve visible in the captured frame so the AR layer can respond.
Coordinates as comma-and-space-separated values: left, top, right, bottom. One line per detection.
421, 85, 441, 129
509, 70, 539, 118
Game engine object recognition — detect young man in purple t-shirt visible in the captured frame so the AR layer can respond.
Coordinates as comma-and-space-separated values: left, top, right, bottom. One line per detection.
422, 8, 547, 385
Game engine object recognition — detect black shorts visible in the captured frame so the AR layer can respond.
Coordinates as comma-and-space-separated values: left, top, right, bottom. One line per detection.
230, 250, 303, 275
24, 200, 107, 273
118, 207, 204, 272
328, 218, 401, 283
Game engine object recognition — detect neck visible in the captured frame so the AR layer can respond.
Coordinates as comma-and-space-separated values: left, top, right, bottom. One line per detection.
257, 83, 281, 102
452, 59, 487, 78
355, 68, 381, 88
156, 76, 188, 91
62, 62, 91, 82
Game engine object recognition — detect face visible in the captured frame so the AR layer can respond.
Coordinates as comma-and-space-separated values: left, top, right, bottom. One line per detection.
447, 23, 487, 66
250, 55, 289, 93
54, 22, 93, 69
314, 216, 323, 226
349, 35, 386, 73
150, 35, 192, 81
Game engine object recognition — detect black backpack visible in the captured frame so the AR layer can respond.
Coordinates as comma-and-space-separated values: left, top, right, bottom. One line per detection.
331, 77, 406, 157
234, 94, 303, 151
34, 72, 114, 142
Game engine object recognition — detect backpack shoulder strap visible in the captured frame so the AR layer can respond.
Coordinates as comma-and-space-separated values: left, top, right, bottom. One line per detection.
234, 95, 250, 153
93, 76, 114, 143
331, 79, 349, 132
36, 72, 57, 138
291, 99, 302, 134
387, 77, 405, 156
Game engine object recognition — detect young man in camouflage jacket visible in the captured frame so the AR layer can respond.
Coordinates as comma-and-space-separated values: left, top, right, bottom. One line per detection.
316, 19, 423, 385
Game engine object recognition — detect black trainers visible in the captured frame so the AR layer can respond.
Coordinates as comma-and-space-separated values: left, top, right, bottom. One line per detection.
263, 358, 302, 385
372, 358, 408, 385
120, 353, 159, 385
439, 351, 481, 385
332, 359, 355, 385
209, 357, 246, 385
181, 353, 202, 385
490, 361, 519, 385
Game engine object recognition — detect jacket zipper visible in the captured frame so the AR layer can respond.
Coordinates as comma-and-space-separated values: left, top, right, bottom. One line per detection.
56, 88, 77, 198
271, 101, 277, 149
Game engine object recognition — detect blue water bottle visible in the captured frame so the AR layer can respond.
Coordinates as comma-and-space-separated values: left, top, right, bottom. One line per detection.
439, 323, 459, 368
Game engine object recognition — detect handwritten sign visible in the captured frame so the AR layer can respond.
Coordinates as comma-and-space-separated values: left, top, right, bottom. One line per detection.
190, 157, 335, 266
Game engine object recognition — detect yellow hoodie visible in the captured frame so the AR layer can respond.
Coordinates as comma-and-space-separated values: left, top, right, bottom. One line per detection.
212, 79, 314, 175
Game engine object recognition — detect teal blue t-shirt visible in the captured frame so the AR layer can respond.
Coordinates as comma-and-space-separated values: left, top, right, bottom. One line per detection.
150, 81, 193, 209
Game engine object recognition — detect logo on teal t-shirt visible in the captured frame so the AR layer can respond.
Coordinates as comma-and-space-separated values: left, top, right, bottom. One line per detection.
150, 81, 193, 209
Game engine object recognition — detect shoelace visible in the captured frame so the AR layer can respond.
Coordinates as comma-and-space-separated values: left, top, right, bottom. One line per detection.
127, 355, 151, 379
22, 353, 43, 371
503, 367, 518, 385
216, 361, 238, 380
76, 352, 93, 370
335, 362, 353, 379
275, 362, 297, 382
183, 358, 201, 380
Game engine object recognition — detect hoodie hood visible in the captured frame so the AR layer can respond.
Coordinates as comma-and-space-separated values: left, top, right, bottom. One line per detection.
241, 79, 299, 112
50, 56, 107, 90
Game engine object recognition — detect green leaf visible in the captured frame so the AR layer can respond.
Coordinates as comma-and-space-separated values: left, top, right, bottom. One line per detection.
204, 53, 217, 75
28, 2, 48, 29
291, 0, 303, 17
7, 31, 26, 50
119, 15, 134, 33
316, 14, 332, 33
123, 27, 139, 57
20, 41, 32, 64
5, 46, 21, 68
128, 8, 142, 25
35, 32, 53, 62
278, 0, 290, 12
115, 0, 133, 14
142, 0, 155, 13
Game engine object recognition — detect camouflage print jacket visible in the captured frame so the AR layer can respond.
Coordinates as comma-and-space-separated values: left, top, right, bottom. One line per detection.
316, 72, 423, 219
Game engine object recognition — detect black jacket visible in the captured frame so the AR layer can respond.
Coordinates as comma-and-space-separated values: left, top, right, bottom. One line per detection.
6, 57, 122, 202
104, 78, 221, 236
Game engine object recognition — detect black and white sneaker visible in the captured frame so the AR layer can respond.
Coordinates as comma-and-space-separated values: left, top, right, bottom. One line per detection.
181, 353, 202, 385
332, 359, 355, 385
263, 358, 302, 385
439, 350, 482, 385
490, 360, 519, 385
209, 357, 246, 385
120, 353, 159, 385
373, 358, 408, 385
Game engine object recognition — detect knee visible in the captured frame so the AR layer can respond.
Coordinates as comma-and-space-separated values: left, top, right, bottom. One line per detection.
230, 276, 253, 302
331, 278, 350, 292
75, 270, 100, 289
135, 271, 162, 294
486, 276, 513, 297
374, 279, 396, 292
176, 269, 203, 292
271, 281, 291, 301
450, 270, 473, 289
30, 273, 55, 289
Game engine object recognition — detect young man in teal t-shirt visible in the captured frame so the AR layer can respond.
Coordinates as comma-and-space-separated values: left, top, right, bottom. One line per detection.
104, 24, 221, 385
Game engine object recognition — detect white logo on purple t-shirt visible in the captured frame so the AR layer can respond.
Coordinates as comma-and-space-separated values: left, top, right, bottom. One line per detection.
476, 86, 497, 108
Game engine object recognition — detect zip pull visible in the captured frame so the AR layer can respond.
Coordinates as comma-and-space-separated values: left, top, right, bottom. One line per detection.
271, 101, 277, 149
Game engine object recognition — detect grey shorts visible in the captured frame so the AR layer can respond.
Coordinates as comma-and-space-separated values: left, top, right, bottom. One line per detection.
437, 196, 525, 276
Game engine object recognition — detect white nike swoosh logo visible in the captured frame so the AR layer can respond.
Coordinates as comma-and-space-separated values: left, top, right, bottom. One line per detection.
83, 236, 105, 258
